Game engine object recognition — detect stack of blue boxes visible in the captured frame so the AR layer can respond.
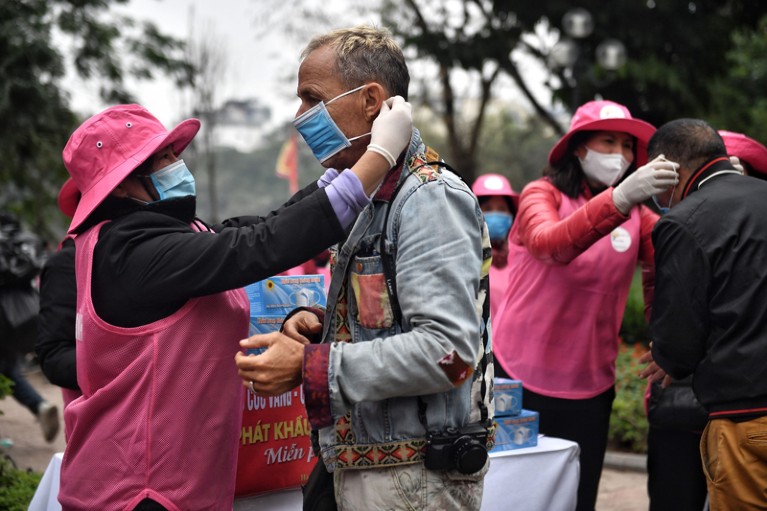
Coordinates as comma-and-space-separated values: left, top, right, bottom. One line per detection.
491, 377, 539, 452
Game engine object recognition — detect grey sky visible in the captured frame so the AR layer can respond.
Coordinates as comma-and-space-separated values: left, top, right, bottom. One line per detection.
68, 0, 304, 127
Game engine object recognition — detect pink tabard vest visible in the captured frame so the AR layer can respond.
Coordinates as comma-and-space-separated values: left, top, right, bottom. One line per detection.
489, 254, 513, 324
493, 194, 640, 399
60, 222, 249, 511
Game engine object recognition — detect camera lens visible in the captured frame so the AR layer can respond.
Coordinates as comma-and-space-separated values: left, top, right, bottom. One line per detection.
452, 436, 488, 474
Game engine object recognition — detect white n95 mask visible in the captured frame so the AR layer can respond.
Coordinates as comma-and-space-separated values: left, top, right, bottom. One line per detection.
579, 148, 631, 187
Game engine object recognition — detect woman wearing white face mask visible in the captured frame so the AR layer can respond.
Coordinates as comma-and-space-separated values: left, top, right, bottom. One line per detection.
492, 100, 677, 511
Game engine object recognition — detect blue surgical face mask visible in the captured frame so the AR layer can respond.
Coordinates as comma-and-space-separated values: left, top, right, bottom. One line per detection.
484, 211, 513, 242
650, 155, 679, 215
651, 184, 675, 215
148, 159, 196, 201
293, 85, 371, 163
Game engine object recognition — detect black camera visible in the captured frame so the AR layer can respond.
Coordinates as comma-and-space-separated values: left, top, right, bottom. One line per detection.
424, 422, 489, 474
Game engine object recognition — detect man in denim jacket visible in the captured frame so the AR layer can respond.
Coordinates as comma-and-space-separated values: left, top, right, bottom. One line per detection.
236, 25, 494, 510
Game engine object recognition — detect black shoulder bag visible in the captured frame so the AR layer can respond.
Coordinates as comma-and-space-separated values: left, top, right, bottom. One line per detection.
302, 434, 336, 511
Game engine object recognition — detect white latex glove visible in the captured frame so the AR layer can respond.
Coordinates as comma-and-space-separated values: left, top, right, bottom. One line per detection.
613, 155, 679, 215
729, 156, 745, 175
367, 96, 413, 168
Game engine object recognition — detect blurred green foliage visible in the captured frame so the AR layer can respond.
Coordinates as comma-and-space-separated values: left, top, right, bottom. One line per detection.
609, 343, 649, 454
0, 374, 12, 402
610, 268, 650, 453
619, 268, 650, 346
0, 454, 42, 511
0, 374, 41, 510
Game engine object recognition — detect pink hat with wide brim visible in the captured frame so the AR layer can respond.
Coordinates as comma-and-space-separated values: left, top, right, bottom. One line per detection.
57, 178, 80, 218
62, 104, 200, 233
472, 173, 519, 212
548, 100, 656, 167
719, 130, 767, 176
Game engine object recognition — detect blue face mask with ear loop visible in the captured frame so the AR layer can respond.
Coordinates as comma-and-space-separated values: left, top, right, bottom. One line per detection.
144, 159, 196, 201
293, 85, 371, 163
651, 191, 673, 215
484, 211, 514, 242
651, 157, 678, 215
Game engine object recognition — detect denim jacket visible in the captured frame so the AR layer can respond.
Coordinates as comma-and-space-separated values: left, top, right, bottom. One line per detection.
302, 129, 493, 472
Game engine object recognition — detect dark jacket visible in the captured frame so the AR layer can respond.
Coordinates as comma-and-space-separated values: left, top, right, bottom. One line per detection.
651, 159, 767, 418
36, 237, 78, 389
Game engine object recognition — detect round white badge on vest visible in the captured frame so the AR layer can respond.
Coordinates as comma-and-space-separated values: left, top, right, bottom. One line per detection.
610, 226, 632, 253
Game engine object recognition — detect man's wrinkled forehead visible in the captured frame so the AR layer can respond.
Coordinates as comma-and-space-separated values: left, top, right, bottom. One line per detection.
296, 46, 345, 101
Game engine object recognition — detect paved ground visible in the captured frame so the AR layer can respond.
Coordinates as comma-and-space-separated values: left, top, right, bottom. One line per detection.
1, 364, 67, 472
2, 365, 649, 510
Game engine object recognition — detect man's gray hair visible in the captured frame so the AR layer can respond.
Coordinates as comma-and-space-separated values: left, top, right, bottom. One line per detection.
301, 25, 410, 100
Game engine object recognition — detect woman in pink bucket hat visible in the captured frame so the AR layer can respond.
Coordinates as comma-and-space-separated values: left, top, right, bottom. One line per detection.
471, 173, 517, 322
56, 102, 411, 511
719, 130, 767, 177
492, 99, 678, 511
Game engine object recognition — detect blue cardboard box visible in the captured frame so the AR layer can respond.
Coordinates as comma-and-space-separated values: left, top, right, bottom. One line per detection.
244, 274, 326, 316
244, 274, 326, 355
491, 409, 539, 452
493, 377, 523, 417
246, 316, 284, 354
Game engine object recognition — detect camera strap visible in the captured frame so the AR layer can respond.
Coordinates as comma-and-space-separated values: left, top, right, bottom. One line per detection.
378, 155, 491, 433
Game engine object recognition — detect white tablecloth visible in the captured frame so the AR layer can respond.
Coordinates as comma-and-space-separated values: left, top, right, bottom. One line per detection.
28, 452, 63, 511
29, 436, 579, 511
483, 436, 580, 511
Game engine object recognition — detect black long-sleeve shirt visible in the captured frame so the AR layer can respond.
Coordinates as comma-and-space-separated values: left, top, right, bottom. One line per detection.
651, 163, 767, 418
36, 237, 78, 390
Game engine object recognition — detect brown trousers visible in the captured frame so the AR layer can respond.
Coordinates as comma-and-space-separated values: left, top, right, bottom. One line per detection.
701, 416, 767, 510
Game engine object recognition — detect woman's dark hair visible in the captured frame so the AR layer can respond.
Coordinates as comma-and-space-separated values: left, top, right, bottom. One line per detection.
544, 130, 639, 198
478, 195, 516, 216
131, 157, 154, 177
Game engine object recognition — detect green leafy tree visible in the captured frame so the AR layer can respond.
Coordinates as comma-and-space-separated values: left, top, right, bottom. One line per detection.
379, 0, 767, 180
0, 0, 193, 237
379, 0, 563, 184
708, 14, 767, 141
254, 0, 767, 183
529, 1, 767, 128
252, 0, 560, 184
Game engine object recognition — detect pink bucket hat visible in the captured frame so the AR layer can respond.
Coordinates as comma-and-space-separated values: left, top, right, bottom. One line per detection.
57, 178, 80, 218
719, 130, 767, 176
548, 100, 656, 167
472, 173, 519, 212
62, 104, 200, 233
